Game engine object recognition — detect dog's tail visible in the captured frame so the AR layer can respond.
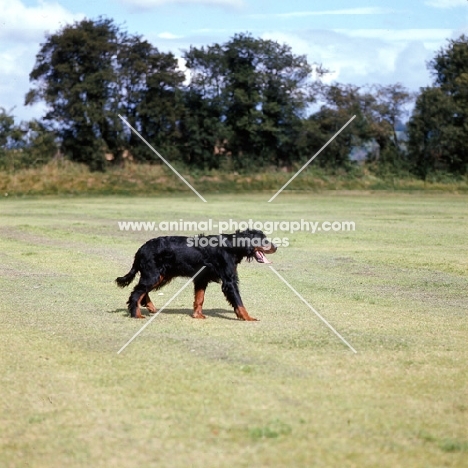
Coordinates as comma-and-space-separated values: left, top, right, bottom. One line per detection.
115, 258, 139, 288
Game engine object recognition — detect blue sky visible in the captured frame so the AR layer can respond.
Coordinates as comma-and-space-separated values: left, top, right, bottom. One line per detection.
1, 0, 467, 121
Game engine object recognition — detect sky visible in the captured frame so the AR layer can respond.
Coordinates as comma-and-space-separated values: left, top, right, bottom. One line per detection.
1, 0, 467, 122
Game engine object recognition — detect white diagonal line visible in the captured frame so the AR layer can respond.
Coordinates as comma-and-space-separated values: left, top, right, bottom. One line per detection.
268, 265, 357, 353
117, 267, 206, 354
268, 115, 356, 202
118, 114, 207, 203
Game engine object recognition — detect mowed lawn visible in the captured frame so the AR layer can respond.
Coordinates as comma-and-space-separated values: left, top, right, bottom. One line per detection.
0, 192, 467, 467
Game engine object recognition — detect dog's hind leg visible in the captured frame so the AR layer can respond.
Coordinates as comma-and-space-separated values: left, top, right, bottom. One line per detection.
141, 293, 157, 314
144, 275, 167, 314
128, 287, 148, 319
128, 274, 163, 318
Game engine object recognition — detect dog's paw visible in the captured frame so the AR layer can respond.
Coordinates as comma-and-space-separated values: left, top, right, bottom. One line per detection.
192, 313, 207, 319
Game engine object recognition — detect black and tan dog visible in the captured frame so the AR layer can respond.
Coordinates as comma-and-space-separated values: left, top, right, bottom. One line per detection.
116, 229, 276, 320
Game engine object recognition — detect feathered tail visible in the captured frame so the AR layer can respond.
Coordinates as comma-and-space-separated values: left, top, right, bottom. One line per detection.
115, 259, 139, 288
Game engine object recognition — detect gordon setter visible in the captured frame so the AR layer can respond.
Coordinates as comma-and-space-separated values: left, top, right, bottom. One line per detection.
116, 229, 277, 320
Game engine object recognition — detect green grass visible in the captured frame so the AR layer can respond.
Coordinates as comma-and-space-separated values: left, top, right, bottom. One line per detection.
1, 192, 467, 467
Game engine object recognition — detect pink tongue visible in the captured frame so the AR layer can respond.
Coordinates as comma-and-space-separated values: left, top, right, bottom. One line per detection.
255, 251, 271, 264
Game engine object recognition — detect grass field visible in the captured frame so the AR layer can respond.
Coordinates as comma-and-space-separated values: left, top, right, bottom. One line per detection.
1, 192, 467, 467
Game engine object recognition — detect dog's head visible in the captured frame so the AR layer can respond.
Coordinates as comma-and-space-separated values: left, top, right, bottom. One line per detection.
232, 229, 277, 264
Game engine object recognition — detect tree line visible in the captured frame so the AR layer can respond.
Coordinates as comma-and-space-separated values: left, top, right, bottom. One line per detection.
1, 17, 467, 177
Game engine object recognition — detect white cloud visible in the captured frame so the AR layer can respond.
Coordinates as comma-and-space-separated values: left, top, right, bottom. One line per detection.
0, 0, 82, 121
393, 41, 434, 89
120, 0, 244, 11
157, 32, 184, 39
338, 29, 452, 41
425, 0, 467, 8
336, 29, 454, 50
0, 0, 82, 42
251, 7, 395, 19
261, 29, 451, 91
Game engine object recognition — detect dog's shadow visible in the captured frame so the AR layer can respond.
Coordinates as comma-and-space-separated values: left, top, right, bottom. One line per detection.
107, 307, 238, 321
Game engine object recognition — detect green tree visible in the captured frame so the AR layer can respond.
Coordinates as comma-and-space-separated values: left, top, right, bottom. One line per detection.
26, 18, 184, 170
117, 35, 184, 163
183, 34, 312, 169
0, 108, 23, 169
0, 108, 56, 170
224, 33, 311, 168
181, 43, 231, 169
26, 17, 120, 170
372, 84, 412, 155
408, 35, 468, 176
408, 87, 460, 178
22, 120, 58, 166
369, 84, 413, 175
0, 108, 20, 148
304, 82, 412, 172
179, 89, 231, 169
302, 83, 374, 169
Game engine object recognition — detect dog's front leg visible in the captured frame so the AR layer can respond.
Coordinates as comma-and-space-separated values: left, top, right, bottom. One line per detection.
234, 305, 258, 321
193, 288, 207, 319
221, 279, 258, 321
192, 279, 209, 319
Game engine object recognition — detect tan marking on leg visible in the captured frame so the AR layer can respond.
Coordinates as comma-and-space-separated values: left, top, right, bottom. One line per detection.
135, 292, 147, 319
234, 306, 258, 321
146, 298, 157, 314
192, 289, 206, 319
144, 276, 164, 314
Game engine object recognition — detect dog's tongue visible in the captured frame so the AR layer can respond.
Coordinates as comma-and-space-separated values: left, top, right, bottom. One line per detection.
254, 250, 271, 264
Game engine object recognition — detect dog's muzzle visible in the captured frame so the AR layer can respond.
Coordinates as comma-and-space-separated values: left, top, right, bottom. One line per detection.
254, 242, 277, 264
